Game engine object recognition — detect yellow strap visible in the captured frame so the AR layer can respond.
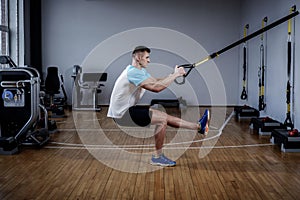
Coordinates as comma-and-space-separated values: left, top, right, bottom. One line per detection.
260, 86, 265, 96
288, 6, 295, 34
194, 56, 211, 67
243, 24, 248, 38
261, 17, 267, 40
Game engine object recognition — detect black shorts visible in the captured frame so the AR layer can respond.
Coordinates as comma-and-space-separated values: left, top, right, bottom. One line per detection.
114, 106, 152, 127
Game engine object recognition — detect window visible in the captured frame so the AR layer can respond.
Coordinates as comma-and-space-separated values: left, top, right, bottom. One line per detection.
0, 0, 8, 56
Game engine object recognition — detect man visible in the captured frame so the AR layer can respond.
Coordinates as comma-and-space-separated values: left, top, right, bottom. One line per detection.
107, 46, 210, 167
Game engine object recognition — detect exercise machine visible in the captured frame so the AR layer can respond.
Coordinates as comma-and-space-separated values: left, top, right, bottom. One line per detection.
0, 56, 50, 154
72, 65, 107, 111
44, 66, 68, 118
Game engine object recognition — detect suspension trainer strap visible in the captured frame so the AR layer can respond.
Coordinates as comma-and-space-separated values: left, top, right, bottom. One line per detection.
240, 24, 249, 100
258, 17, 267, 111
175, 10, 299, 85
292, 6, 296, 126
284, 5, 296, 130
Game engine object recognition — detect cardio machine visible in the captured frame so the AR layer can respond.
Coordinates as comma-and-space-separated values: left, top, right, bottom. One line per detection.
0, 56, 50, 155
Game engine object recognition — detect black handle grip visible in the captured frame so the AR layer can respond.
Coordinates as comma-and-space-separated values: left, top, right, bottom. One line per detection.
174, 77, 186, 85
240, 89, 247, 100
174, 64, 195, 85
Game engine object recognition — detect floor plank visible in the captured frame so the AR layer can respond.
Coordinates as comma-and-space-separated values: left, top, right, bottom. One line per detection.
1, 107, 300, 200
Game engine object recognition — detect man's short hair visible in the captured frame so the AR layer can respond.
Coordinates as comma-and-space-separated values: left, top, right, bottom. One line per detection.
132, 46, 151, 54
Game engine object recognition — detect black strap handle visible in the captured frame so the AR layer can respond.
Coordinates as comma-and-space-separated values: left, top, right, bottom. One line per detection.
240, 89, 247, 100
174, 64, 195, 85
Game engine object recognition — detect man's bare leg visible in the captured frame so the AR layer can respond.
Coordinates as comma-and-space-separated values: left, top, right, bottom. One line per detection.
149, 108, 209, 166
150, 108, 199, 130
150, 109, 200, 155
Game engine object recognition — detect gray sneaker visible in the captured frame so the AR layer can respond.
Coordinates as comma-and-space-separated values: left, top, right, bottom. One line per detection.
150, 154, 176, 167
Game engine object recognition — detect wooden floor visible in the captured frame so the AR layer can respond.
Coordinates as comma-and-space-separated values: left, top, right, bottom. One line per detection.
1, 107, 300, 200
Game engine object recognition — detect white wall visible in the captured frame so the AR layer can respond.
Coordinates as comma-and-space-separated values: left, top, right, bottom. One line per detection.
41, 0, 241, 106
239, 0, 299, 128
42, 0, 300, 128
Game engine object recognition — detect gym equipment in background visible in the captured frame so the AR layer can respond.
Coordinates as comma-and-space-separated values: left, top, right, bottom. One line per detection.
258, 17, 267, 111
271, 129, 300, 152
283, 5, 296, 130
270, 5, 300, 153
151, 99, 180, 108
235, 25, 258, 120
0, 56, 50, 155
72, 65, 107, 111
240, 24, 249, 100
248, 17, 278, 135
249, 116, 285, 136
233, 10, 298, 122
174, 9, 299, 85
71, 65, 81, 110
45, 67, 60, 105
44, 66, 67, 118
234, 23, 260, 121
234, 105, 259, 121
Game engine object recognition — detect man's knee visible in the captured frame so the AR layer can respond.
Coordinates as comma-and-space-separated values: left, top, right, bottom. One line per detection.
151, 109, 168, 126
151, 108, 166, 116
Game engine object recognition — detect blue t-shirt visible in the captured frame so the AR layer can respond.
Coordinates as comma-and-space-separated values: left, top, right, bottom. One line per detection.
127, 65, 151, 86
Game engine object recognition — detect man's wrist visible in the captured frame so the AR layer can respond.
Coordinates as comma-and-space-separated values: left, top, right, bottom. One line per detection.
172, 72, 181, 78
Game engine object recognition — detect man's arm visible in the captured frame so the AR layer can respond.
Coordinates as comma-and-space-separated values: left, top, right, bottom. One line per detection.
140, 66, 185, 93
